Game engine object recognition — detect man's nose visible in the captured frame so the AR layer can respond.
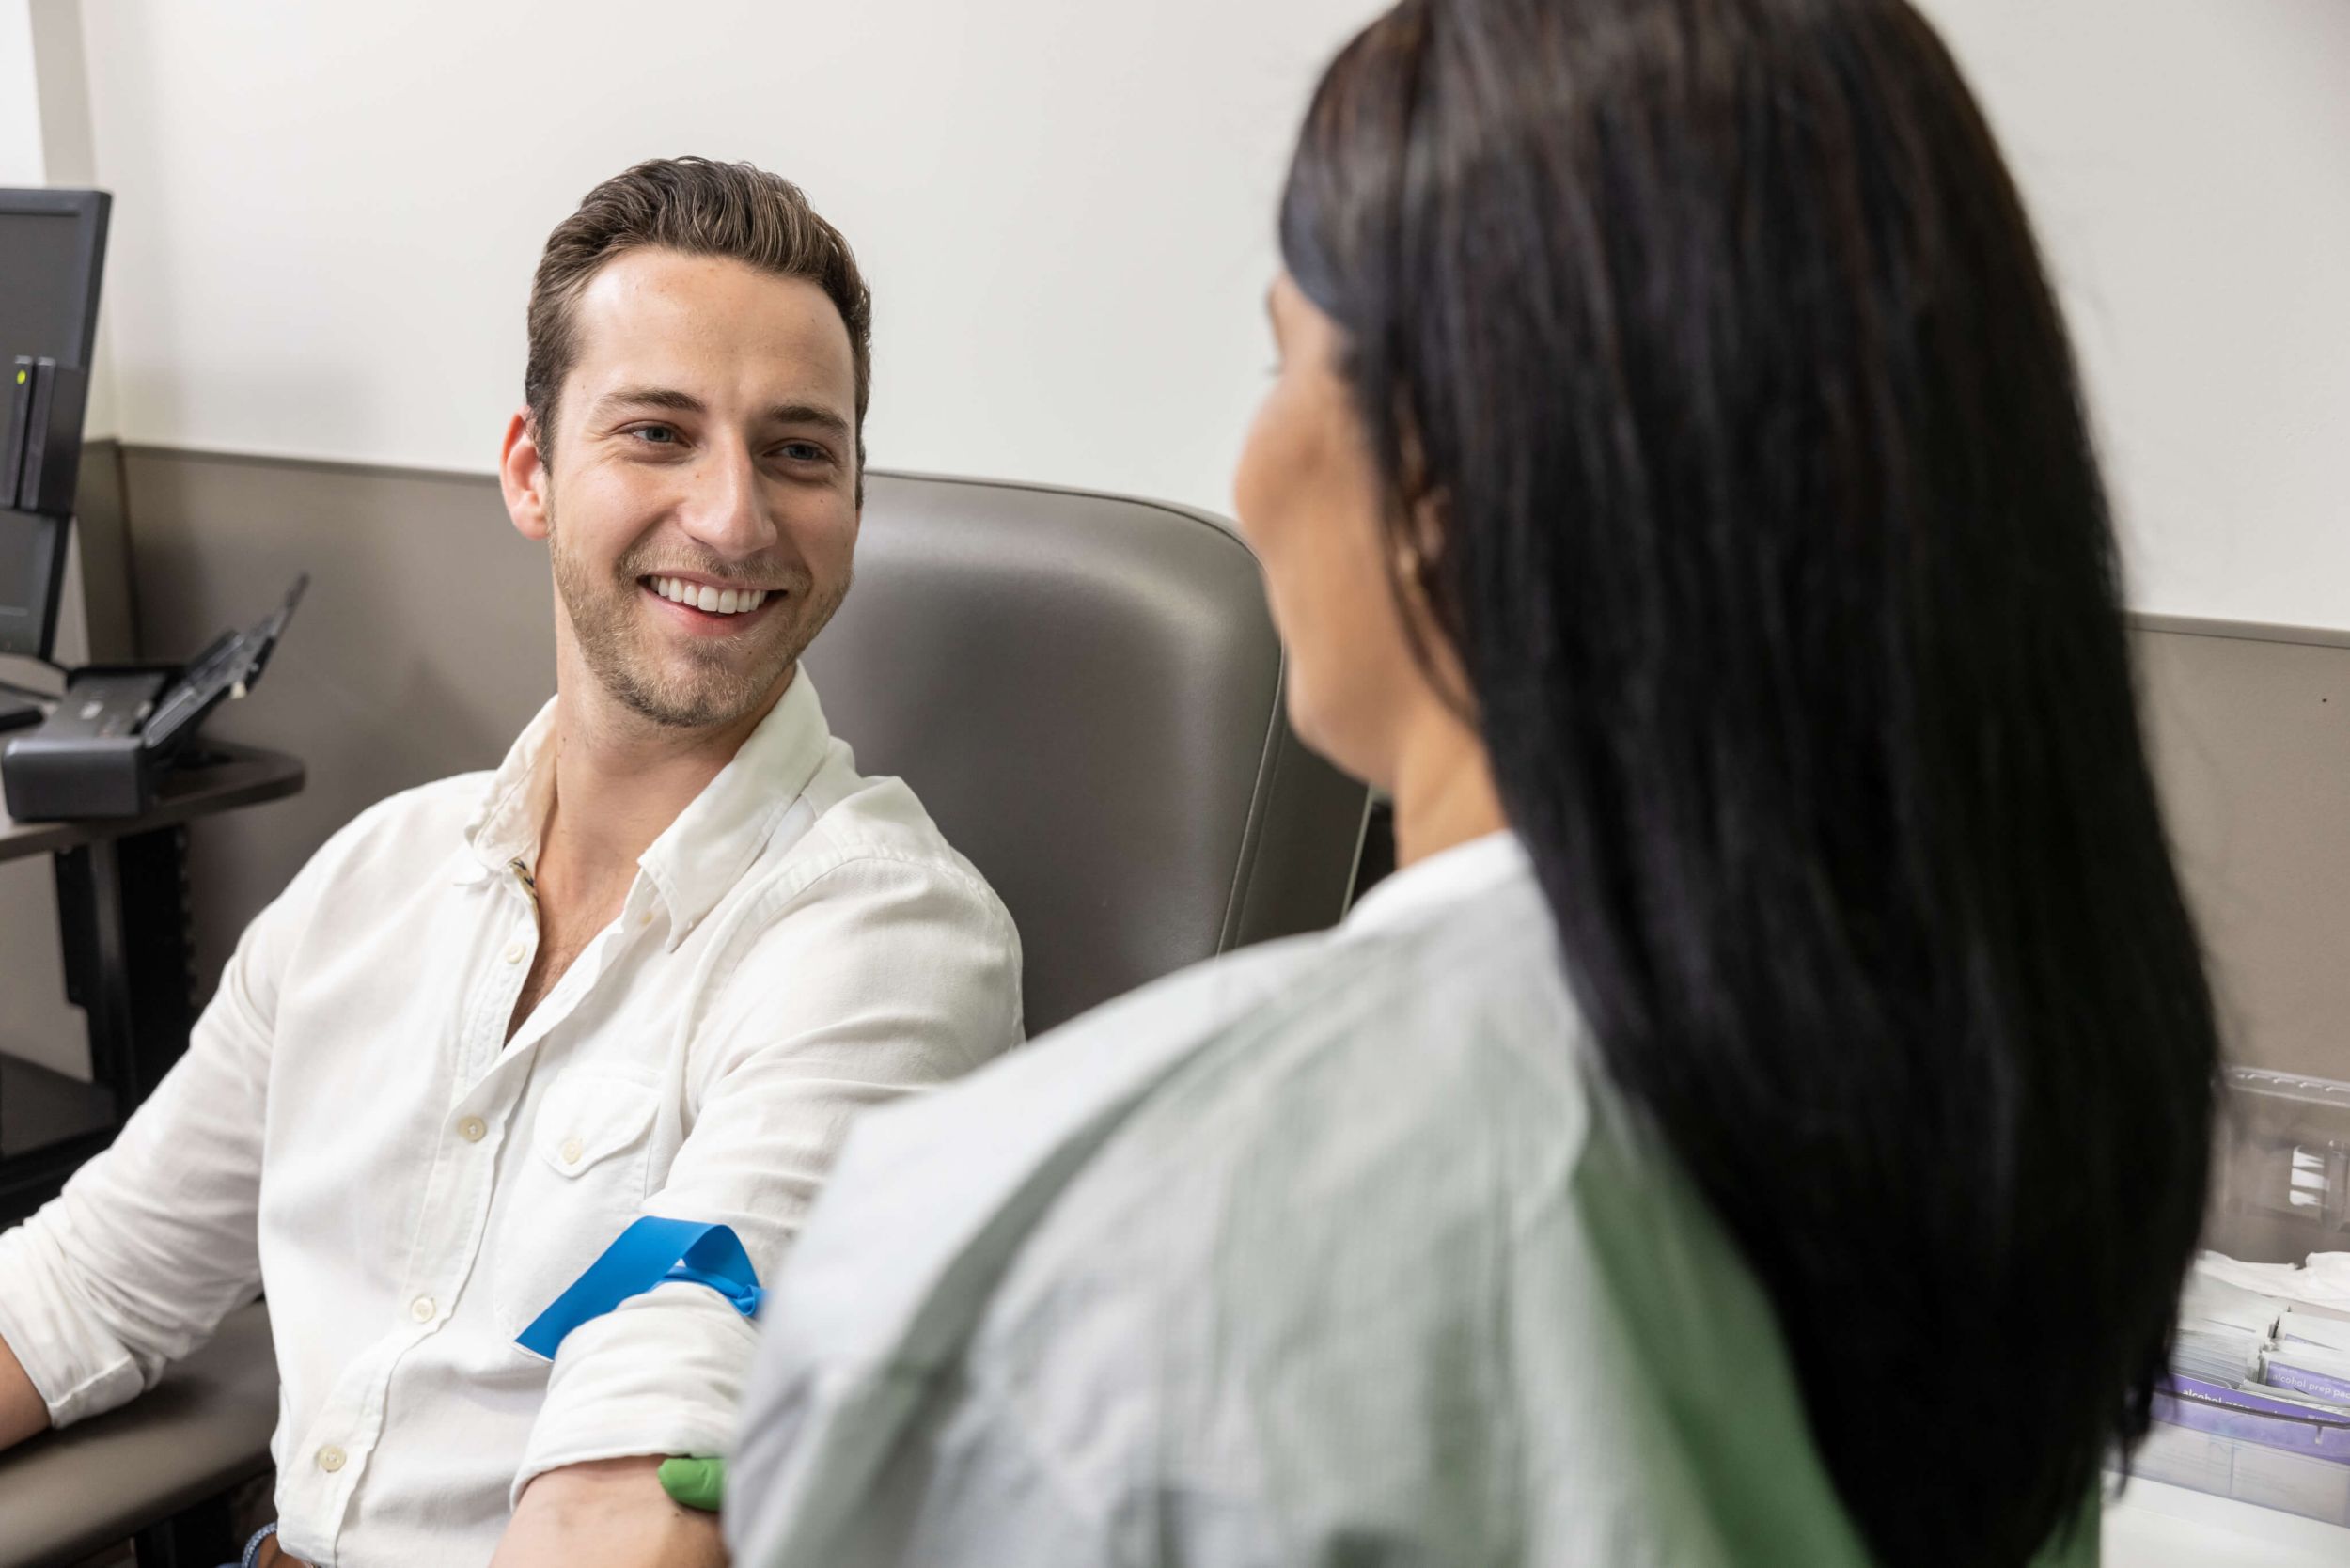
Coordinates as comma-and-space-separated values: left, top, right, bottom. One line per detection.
677, 440, 776, 559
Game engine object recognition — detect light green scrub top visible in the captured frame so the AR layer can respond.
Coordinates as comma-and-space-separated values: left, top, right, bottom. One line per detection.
728, 833, 2098, 1567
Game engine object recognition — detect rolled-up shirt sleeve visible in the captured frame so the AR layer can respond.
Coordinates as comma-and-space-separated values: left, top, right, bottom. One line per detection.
512, 850, 1024, 1497
0, 863, 309, 1426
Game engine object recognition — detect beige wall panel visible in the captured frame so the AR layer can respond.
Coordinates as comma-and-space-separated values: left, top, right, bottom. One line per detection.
2135, 619, 2350, 1081
118, 447, 553, 999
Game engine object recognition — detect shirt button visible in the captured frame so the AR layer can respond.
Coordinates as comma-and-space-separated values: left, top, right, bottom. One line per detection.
502, 942, 526, 964
457, 1116, 487, 1143
559, 1137, 584, 1166
410, 1294, 436, 1323
317, 1444, 347, 1473
638, 910, 653, 927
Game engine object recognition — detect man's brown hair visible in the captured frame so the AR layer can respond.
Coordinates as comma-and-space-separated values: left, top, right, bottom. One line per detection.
525, 156, 873, 486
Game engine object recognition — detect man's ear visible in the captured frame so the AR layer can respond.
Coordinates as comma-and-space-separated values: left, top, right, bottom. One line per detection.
500, 410, 552, 542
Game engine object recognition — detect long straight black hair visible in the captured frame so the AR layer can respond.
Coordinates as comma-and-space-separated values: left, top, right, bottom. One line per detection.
1280, 2, 2218, 1563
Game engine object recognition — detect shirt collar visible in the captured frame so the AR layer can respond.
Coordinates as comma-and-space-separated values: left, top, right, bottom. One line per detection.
460, 698, 562, 883
456, 670, 837, 947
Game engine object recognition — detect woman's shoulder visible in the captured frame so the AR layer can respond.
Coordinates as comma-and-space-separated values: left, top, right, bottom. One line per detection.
956, 885, 1758, 1561
1124, 859, 1595, 1187
848, 846, 1579, 1200
978, 867, 1605, 1356
964, 872, 1872, 1567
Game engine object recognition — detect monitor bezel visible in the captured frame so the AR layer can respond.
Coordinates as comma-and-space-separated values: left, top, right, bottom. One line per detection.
0, 510, 69, 660
0, 186, 110, 369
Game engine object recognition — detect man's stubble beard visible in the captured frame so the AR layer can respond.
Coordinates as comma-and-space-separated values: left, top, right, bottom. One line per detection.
548, 500, 847, 731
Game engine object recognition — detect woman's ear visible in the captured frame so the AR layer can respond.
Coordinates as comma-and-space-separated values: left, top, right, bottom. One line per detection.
1391, 411, 1450, 586
1387, 407, 1479, 718
1382, 395, 1438, 573
1405, 483, 1449, 574
500, 410, 552, 542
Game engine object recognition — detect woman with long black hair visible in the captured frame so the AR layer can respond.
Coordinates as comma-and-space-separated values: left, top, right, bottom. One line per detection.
728, 2, 2219, 1563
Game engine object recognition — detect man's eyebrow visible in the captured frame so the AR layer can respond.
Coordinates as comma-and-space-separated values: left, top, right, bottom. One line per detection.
590, 386, 707, 419
764, 402, 853, 440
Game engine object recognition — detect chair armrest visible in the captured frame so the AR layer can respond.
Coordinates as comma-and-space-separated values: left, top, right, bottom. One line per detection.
0, 1301, 276, 1568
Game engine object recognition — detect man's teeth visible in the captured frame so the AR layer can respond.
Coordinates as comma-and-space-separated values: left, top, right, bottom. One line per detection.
649, 577, 769, 615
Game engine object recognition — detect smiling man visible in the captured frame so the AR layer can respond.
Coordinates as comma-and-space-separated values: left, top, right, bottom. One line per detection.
0, 159, 1023, 1568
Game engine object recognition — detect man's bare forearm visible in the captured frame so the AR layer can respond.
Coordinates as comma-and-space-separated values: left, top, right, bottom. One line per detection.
492, 1456, 725, 1568
0, 1332, 52, 1450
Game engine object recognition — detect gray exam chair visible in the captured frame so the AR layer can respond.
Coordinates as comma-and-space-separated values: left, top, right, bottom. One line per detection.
812, 471, 1371, 1033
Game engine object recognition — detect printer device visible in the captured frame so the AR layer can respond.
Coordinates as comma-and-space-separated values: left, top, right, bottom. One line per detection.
2, 574, 307, 822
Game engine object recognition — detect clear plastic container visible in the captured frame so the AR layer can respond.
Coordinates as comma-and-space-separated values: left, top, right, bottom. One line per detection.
2133, 1415, 2350, 1529
2204, 1067, 2350, 1265
2141, 1067, 2350, 1526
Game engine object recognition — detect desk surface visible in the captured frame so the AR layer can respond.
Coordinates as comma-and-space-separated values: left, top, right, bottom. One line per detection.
0, 1302, 276, 1568
2105, 1476, 2350, 1567
0, 744, 305, 863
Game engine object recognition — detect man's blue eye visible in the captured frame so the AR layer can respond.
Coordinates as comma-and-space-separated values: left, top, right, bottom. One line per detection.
634, 425, 679, 445
781, 443, 825, 463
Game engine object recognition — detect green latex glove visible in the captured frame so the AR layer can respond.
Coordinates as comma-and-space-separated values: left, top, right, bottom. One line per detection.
658, 1454, 725, 1513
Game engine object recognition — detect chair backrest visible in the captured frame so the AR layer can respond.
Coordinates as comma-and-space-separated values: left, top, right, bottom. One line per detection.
807, 472, 1371, 1035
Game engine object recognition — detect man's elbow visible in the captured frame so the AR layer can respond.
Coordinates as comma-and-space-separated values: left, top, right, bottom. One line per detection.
0, 1331, 54, 1450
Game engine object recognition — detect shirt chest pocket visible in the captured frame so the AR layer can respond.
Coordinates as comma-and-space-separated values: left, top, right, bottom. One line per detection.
489, 1070, 662, 1339
531, 1072, 659, 1179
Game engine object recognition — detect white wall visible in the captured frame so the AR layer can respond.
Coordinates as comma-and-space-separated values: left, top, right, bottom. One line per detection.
55, 0, 2350, 627
1915, 0, 2350, 628
74, 0, 1380, 504
0, 3, 43, 185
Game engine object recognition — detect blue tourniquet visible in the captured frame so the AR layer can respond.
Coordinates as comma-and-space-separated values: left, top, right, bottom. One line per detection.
516, 1215, 762, 1359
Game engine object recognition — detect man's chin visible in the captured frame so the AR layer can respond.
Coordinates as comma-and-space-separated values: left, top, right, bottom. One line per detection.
598, 656, 793, 733
561, 582, 824, 733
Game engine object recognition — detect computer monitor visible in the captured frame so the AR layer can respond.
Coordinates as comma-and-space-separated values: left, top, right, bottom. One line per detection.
0, 187, 108, 661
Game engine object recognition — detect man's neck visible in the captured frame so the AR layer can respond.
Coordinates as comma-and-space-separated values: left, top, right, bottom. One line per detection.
537, 667, 792, 890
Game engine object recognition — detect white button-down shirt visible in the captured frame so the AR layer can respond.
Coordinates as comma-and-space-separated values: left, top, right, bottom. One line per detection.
0, 670, 1024, 1568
